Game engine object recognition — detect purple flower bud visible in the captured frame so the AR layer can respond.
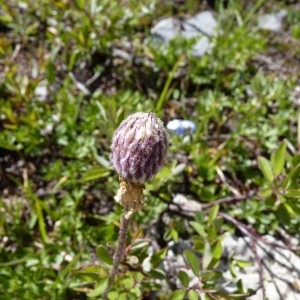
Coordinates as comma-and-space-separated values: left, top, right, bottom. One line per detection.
110, 112, 168, 183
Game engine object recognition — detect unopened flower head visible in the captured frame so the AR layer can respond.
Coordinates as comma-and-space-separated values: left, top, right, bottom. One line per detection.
110, 112, 168, 183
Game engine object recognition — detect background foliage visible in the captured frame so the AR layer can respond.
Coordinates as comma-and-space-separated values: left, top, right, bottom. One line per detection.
0, 0, 299, 299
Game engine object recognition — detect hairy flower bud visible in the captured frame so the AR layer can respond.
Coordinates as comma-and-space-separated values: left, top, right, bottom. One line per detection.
110, 112, 168, 183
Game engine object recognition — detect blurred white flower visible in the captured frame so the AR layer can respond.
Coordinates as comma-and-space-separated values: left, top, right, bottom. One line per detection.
167, 119, 196, 136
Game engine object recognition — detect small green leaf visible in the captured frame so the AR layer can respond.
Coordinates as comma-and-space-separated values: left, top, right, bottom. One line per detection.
170, 228, 179, 242
271, 141, 286, 175
87, 278, 107, 297
75, 0, 85, 9
212, 239, 222, 259
178, 270, 190, 287
148, 269, 166, 279
151, 248, 167, 267
288, 201, 300, 214
282, 164, 300, 189
260, 188, 273, 197
130, 241, 149, 251
81, 167, 110, 182
230, 262, 237, 278
276, 203, 291, 225
96, 246, 113, 266
188, 290, 199, 300
202, 241, 212, 270
284, 189, 300, 198
258, 156, 274, 182
183, 249, 200, 275
46, 62, 56, 84
200, 270, 222, 281
123, 276, 134, 289
235, 259, 252, 268
170, 290, 186, 300
208, 204, 219, 224
155, 166, 172, 180
190, 221, 206, 238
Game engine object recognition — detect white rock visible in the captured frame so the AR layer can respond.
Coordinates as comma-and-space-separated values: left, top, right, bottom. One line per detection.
34, 84, 48, 102
151, 11, 217, 57
183, 11, 217, 37
151, 17, 180, 42
258, 9, 287, 32
221, 233, 300, 299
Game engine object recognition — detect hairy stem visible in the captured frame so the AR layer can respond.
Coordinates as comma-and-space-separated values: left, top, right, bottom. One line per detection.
103, 212, 131, 299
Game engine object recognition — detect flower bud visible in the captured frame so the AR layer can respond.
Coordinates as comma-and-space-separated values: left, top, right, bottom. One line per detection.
110, 112, 168, 183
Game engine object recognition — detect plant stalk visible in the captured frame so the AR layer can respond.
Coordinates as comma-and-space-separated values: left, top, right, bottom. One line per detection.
103, 212, 131, 299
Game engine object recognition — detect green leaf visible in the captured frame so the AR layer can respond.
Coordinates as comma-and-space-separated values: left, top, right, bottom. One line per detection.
155, 166, 172, 179
284, 189, 300, 198
271, 141, 286, 175
183, 249, 200, 276
151, 248, 167, 267
96, 246, 113, 266
298, 112, 300, 150
75, 0, 85, 9
200, 270, 222, 281
208, 204, 219, 224
188, 290, 199, 300
282, 164, 300, 189
87, 278, 108, 297
170, 228, 179, 242
258, 156, 274, 182
235, 259, 252, 268
148, 269, 166, 279
212, 239, 222, 259
288, 201, 300, 214
178, 270, 190, 287
130, 241, 149, 251
202, 241, 212, 270
123, 276, 134, 289
276, 203, 291, 225
260, 188, 273, 197
190, 221, 206, 238
81, 167, 110, 182
46, 62, 56, 84
170, 290, 186, 300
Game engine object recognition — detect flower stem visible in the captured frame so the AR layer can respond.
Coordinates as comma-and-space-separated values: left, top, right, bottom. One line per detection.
103, 212, 131, 299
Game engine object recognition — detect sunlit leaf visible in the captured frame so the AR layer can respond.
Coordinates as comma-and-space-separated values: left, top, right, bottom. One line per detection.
282, 164, 300, 189
190, 221, 206, 238
81, 167, 110, 182
284, 189, 300, 198
184, 249, 200, 275
87, 278, 108, 297
188, 290, 199, 300
170, 290, 186, 300
178, 270, 190, 287
235, 259, 252, 268
151, 248, 167, 267
212, 239, 222, 259
202, 241, 212, 270
96, 246, 113, 266
271, 141, 286, 175
148, 269, 166, 279
208, 204, 219, 224
258, 156, 274, 182
276, 202, 291, 225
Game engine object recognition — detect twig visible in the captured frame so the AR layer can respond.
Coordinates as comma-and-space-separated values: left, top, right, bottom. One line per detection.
103, 212, 132, 299
201, 190, 257, 209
